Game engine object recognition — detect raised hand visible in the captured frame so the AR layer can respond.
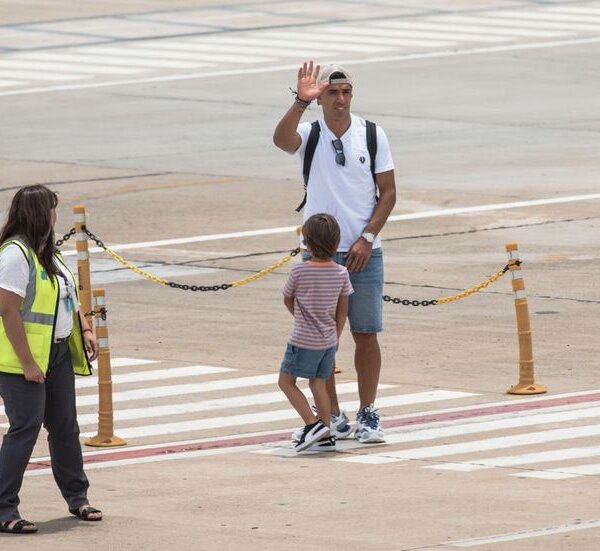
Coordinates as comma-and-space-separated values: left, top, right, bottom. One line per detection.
297, 61, 328, 102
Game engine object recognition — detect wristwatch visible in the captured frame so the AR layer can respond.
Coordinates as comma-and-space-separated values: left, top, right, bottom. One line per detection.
361, 232, 375, 244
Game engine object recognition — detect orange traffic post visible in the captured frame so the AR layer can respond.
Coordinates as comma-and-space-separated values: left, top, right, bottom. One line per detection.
73, 206, 92, 319
85, 288, 126, 447
505, 243, 547, 395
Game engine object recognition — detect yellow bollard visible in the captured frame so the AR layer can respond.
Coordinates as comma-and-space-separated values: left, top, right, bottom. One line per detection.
505, 243, 547, 395
73, 206, 92, 319
85, 288, 126, 447
296, 225, 342, 374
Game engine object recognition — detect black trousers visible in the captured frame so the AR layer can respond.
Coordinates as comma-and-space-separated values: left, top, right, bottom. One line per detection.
0, 340, 89, 521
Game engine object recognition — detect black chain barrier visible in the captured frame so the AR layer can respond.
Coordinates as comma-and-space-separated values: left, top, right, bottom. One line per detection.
57, 226, 516, 303
82, 226, 300, 292
55, 227, 75, 247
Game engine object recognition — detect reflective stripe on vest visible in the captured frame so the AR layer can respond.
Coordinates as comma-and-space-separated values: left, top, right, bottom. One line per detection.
0, 239, 92, 376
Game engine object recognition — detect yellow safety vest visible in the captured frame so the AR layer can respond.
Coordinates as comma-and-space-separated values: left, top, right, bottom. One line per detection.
0, 238, 92, 376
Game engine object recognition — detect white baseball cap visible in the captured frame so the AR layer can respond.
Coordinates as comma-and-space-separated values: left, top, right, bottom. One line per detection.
317, 64, 353, 87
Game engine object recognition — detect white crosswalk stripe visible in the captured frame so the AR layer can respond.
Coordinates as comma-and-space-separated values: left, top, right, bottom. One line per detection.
368, 20, 569, 38
3, 4, 600, 91
452, 14, 600, 32
0, 79, 25, 87
318, 26, 454, 47
0, 58, 146, 75
0, 357, 476, 444
5, 356, 600, 480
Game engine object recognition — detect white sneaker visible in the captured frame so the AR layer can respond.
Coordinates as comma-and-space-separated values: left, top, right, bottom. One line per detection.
291, 409, 352, 442
295, 420, 330, 452
355, 405, 386, 443
331, 409, 353, 439
308, 436, 337, 452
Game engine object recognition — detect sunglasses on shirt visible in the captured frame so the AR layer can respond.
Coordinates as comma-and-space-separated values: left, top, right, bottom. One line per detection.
331, 139, 346, 167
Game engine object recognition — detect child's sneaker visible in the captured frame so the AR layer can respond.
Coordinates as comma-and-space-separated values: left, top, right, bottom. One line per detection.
331, 409, 352, 439
309, 435, 337, 452
291, 409, 352, 442
295, 420, 330, 452
355, 405, 386, 443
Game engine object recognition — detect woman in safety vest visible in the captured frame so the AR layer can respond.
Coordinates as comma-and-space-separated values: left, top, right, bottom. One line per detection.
0, 185, 102, 534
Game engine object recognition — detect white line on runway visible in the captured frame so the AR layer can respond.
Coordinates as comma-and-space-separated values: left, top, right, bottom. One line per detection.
336, 422, 600, 464
74, 382, 368, 425
447, 519, 600, 547
0, 58, 146, 75
75, 364, 234, 389
80, 390, 474, 439
305, 26, 455, 47
98, 357, 158, 368
426, 445, 600, 472
58, 193, 600, 256
487, 9, 600, 24
512, 463, 600, 480
254, 31, 392, 52
25, 445, 256, 477
0, 69, 83, 81
435, 14, 600, 32
3, 35, 600, 97
363, 23, 509, 42
370, 20, 569, 38
379, 404, 600, 446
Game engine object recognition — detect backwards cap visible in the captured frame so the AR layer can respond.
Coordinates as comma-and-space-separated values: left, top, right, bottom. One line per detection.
317, 64, 353, 87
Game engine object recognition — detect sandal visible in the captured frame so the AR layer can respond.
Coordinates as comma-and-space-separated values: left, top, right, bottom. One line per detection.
69, 505, 102, 522
0, 519, 38, 534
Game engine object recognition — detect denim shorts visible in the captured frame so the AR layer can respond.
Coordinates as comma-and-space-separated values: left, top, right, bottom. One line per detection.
280, 343, 336, 380
303, 248, 383, 333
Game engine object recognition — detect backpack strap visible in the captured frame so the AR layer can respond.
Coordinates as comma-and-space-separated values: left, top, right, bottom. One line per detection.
366, 119, 378, 199
296, 121, 321, 212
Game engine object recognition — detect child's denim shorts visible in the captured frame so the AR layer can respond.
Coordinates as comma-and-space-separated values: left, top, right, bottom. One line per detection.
280, 343, 336, 379
303, 247, 384, 333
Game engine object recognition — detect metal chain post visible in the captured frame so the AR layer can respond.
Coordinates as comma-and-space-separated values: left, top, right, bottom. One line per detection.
85, 288, 126, 447
505, 243, 547, 395
73, 206, 92, 318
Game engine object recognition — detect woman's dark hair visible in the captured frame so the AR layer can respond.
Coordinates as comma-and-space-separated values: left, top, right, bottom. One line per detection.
0, 185, 59, 278
302, 213, 340, 259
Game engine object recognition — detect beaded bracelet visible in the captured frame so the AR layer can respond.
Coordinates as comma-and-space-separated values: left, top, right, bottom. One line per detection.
289, 88, 311, 108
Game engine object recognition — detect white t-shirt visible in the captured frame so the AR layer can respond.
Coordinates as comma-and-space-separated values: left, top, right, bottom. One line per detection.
0, 244, 77, 338
296, 114, 395, 252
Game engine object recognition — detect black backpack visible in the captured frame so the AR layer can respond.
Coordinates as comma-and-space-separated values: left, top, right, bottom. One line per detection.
296, 120, 378, 212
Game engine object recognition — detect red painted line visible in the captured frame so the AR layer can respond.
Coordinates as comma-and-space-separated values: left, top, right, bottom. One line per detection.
25, 392, 600, 470
383, 392, 600, 430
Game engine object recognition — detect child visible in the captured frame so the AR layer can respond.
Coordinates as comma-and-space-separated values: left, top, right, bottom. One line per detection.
278, 213, 353, 452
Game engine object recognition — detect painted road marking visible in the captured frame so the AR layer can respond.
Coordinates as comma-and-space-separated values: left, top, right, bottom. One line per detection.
75, 364, 234, 389
425, 445, 600, 472
336, 423, 600, 465
447, 519, 600, 547
371, 20, 569, 38
3, 35, 600, 97
435, 14, 600, 32
79, 390, 473, 439
255, 31, 392, 52
512, 463, 600, 480
74, 382, 376, 425
18, 390, 600, 475
59, 193, 600, 256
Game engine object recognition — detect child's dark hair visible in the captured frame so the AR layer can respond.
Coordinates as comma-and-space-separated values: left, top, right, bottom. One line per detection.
302, 213, 340, 259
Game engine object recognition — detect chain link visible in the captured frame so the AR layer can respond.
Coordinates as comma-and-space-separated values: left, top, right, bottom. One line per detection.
383, 261, 519, 306
80, 226, 517, 301
55, 227, 75, 247
83, 227, 299, 292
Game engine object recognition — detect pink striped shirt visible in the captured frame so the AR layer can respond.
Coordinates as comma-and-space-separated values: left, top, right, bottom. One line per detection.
283, 261, 353, 350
